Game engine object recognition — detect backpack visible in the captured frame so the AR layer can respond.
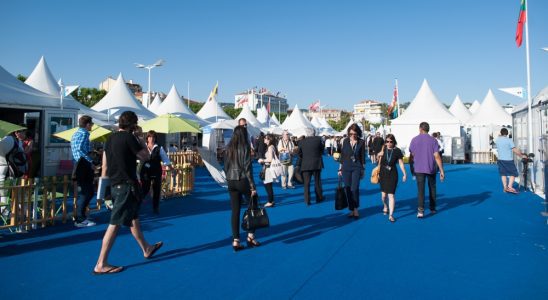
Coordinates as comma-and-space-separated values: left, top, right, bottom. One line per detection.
6, 141, 27, 178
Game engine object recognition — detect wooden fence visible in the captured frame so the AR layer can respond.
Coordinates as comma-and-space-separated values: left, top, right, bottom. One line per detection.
0, 151, 202, 231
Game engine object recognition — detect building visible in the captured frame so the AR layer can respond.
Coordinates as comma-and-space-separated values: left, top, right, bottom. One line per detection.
234, 88, 288, 113
99, 76, 142, 94
502, 103, 515, 115
353, 100, 384, 123
308, 109, 344, 122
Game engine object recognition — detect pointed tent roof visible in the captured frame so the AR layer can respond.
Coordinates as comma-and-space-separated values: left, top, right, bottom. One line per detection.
155, 85, 209, 127
0, 65, 81, 110
469, 100, 480, 114
466, 89, 512, 126
281, 104, 315, 136
196, 97, 232, 122
91, 73, 155, 119
256, 106, 269, 124
391, 79, 460, 125
236, 104, 262, 128
24, 56, 61, 97
449, 95, 472, 123
310, 116, 323, 129
148, 94, 163, 114
270, 113, 281, 126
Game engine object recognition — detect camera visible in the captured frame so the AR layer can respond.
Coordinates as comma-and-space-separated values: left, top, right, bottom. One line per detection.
522, 153, 534, 163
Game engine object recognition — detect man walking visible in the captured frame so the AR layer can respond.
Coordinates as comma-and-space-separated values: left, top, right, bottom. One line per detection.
495, 128, 526, 194
93, 111, 163, 275
409, 122, 445, 218
297, 131, 324, 205
71, 115, 96, 227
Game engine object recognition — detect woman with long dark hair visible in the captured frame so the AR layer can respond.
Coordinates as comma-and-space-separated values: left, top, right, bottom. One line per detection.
224, 125, 260, 251
337, 123, 365, 219
140, 130, 172, 214
378, 134, 406, 222
258, 134, 278, 207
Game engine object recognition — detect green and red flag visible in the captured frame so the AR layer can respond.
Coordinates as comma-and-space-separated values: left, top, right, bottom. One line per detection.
515, 0, 526, 47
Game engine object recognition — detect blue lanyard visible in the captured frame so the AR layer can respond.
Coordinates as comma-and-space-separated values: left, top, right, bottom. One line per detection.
386, 148, 393, 164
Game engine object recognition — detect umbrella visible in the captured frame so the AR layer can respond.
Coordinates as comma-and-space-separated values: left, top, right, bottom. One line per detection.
0, 120, 26, 138
53, 124, 112, 142
140, 114, 201, 134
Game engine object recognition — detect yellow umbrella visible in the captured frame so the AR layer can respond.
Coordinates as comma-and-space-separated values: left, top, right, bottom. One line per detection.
0, 120, 26, 138
140, 114, 201, 134
53, 124, 112, 142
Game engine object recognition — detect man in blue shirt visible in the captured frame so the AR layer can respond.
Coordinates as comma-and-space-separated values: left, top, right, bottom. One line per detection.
495, 128, 527, 194
71, 115, 96, 227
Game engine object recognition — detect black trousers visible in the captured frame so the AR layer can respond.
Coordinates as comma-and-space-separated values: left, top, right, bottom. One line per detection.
302, 170, 323, 204
76, 181, 94, 222
264, 182, 274, 204
143, 176, 162, 211
416, 173, 436, 212
228, 179, 254, 239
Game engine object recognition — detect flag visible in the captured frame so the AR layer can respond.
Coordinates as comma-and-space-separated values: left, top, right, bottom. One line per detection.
64, 85, 79, 97
387, 85, 398, 119
237, 95, 248, 106
267, 99, 271, 113
207, 82, 218, 101
309, 100, 320, 112
516, 0, 526, 47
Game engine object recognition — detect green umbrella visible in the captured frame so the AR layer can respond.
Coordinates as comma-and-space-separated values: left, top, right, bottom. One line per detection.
0, 120, 26, 138
53, 124, 112, 142
141, 114, 201, 134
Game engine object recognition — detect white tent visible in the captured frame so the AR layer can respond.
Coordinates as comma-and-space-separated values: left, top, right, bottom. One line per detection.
148, 94, 163, 114
469, 100, 480, 114
23, 56, 110, 122
449, 95, 472, 124
256, 105, 269, 124
156, 85, 209, 127
196, 97, 232, 122
281, 104, 315, 136
339, 119, 364, 136
92, 73, 155, 119
236, 104, 262, 128
466, 90, 512, 127
270, 113, 281, 126
310, 116, 323, 130
390, 79, 461, 155
0, 65, 81, 110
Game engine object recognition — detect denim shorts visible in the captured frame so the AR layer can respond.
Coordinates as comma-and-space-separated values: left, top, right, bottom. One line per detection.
497, 160, 519, 177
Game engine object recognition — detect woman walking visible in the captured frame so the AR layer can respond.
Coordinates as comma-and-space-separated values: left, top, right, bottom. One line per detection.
378, 134, 406, 222
224, 125, 260, 251
277, 130, 295, 189
258, 134, 277, 207
140, 130, 172, 214
337, 124, 365, 219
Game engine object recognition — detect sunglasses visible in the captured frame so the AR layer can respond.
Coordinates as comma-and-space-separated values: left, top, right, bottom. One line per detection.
386, 140, 394, 144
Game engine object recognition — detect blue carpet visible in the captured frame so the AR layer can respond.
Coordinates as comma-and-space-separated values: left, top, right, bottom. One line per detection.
1, 156, 547, 299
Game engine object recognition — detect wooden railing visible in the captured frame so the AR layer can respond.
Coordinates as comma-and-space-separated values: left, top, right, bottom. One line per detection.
0, 151, 202, 231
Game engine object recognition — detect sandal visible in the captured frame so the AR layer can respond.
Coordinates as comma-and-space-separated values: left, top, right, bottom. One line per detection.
145, 242, 163, 259
382, 208, 388, 215
389, 215, 396, 223
92, 265, 124, 275
232, 239, 244, 252
247, 236, 261, 248
506, 187, 518, 194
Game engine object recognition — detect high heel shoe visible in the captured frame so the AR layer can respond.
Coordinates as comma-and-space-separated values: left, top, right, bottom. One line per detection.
247, 236, 261, 248
232, 239, 244, 252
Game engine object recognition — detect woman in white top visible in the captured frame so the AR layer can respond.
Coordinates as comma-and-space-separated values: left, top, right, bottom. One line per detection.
277, 130, 295, 189
324, 136, 332, 156
258, 134, 277, 207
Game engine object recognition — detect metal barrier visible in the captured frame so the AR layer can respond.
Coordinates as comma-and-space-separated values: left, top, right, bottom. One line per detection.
471, 151, 496, 164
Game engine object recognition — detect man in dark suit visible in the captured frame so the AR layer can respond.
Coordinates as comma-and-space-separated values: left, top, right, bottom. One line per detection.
297, 132, 324, 205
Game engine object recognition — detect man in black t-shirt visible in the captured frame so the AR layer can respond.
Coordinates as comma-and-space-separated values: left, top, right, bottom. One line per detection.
93, 111, 163, 275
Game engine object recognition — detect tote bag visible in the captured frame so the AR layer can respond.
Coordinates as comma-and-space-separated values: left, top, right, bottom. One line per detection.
335, 179, 348, 210
241, 194, 270, 231
269, 153, 286, 178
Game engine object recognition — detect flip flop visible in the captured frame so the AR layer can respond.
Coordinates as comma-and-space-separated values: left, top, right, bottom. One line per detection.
506, 187, 519, 194
92, 266, 124, 275
145, 242, 163, 259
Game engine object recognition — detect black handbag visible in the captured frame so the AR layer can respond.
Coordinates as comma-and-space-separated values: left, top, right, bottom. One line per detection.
259, 166, 266, 181
241, 194, 270, 231
335, 178, 348, 210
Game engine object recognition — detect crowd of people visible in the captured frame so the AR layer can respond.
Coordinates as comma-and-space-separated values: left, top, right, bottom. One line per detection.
0, 112, 528, 275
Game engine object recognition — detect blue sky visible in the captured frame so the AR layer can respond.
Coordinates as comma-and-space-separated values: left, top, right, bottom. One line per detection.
1, 0, 547, 110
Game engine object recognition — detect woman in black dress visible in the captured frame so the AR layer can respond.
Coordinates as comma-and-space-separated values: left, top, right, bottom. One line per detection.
378, 134, 406, 222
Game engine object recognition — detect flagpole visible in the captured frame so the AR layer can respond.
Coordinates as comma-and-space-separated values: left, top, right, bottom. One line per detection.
524, 0, 534, 185
395, 78, 400, 117
215, 80, 218, 123
187, 81, 190, 107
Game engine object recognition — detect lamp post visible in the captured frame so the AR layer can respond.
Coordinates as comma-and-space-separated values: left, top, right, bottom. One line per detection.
135, 59, 164, 108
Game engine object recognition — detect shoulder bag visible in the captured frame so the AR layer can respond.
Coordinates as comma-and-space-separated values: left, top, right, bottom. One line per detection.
241, 194, 270, 231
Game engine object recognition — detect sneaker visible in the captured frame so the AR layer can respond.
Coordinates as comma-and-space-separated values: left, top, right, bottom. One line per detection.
75, 219, 96, 228
417, 212, 424, 218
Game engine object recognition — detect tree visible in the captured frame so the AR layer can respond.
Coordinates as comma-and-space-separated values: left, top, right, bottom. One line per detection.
71, 88, 107, 107
17, 74, 27, 82
223, 107, 243, 119
328, 111, 352, 131
189, 102, 204, 114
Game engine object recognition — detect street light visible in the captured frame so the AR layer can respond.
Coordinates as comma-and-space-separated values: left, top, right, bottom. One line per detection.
135, 59, 164, 108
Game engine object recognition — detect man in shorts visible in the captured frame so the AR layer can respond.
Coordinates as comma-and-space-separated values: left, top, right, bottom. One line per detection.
495, 128, 527, 194
93, 111, 163, 275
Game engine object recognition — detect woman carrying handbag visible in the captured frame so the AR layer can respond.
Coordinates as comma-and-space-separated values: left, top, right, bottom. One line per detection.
378, 134, 406, 222
337, 124, 365, 219
224, 126, 261, 251
258, 134, 278, 207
